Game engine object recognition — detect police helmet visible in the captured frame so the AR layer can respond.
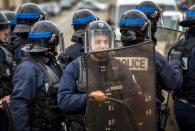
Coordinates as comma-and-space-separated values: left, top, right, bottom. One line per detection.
71, 9, 98, 41
136, 1, 161, 25
120, 9, 151, 46
180, 5, 195, 27
0, 12, 10, 30
85, 20, 114, 53
0, 12, 11, 44
22, 20, 61, 53
72, 9, 98, 31
14, 3, 46, 33
2, 11, 16, 32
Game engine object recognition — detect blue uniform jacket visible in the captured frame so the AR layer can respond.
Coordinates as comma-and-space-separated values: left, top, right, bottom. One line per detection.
0, 46, 9, 131
57, 59, 87, 113
176, 34, 195, 101
10, 55, 60, 131
156, 51, 183, 91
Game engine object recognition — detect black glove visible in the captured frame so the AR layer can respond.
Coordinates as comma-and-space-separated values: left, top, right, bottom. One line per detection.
58, 54, 71, 64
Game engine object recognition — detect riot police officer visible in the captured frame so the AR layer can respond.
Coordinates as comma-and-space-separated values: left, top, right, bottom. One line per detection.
120, 9, 183, 131
169, 5, 195, 131
58, 9, 98, 68
13, 3, 46, 64
58, 20, 139, 131
0, 12, 13, 131
3, 10, 17, 52
10, 20, 65, 131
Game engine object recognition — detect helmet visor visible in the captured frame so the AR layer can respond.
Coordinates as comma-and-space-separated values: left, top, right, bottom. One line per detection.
85, 30, 115, 53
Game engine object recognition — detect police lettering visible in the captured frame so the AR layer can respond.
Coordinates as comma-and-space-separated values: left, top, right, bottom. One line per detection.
115, 57, 148, 71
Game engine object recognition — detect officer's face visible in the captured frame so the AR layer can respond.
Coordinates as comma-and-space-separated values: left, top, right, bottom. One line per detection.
0, 29, 7, 42
90, 35, 109, 52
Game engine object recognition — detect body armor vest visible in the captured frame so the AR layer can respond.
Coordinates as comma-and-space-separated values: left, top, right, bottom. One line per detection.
22, 57, 64, 130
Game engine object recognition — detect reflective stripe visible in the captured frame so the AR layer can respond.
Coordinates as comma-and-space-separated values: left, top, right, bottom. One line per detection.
16, 13, 40, 19
136, 6, 156, 13
72, 16, 96, 25
29, 32, 52, 39
176, 97, 195, 108
186, 11, 195, 17
120, 19, 145, 25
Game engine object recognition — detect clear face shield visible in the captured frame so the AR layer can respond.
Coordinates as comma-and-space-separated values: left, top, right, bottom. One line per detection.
84, 30, 115, 53
0, 24, 11, 45
159, 11, 164, 28
148, 20, 152, 40
58, 32, 65, 55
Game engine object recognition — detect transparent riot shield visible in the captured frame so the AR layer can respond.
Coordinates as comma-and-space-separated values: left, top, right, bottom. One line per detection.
86, 41, 156, 131
155, 27, 184, 57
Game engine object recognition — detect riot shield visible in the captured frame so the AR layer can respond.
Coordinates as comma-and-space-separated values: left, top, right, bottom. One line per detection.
86, 41, 156, 131
155, 27, 184, 57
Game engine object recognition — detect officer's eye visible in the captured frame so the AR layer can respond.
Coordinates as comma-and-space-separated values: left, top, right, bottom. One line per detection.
103, 40, 108, 44
95, 40, 101, 45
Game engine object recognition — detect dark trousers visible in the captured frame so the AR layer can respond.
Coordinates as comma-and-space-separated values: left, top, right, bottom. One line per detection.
174, 100, 195, 131
0, 109, 8, 131
67, 114, 85, 131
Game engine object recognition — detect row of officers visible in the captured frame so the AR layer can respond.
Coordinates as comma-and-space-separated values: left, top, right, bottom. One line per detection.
0, 0, 194, 131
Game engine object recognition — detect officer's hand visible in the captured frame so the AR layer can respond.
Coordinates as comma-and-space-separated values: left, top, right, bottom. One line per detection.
1, 95, 10, 105
0, 95, 10, 109
89, 91, 107, 102
169, 50, 182, 61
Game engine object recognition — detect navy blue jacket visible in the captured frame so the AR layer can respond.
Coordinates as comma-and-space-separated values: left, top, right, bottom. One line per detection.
155, 51, 183, 104
156, 51, 183, 90
0, 46, 11, 131
57, 60, 87, 113
10, 54, 61, 131
174, 34, 195, 102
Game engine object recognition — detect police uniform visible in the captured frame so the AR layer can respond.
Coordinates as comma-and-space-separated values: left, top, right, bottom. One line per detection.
10, 20, 65, 131
0, 46, 12, 131
58, 56, 139, 131
167, 5, 195, 131
10, 54, 64, 131
0, 11, 13, 131
170, 33, 195, 131
58, 20, 142, 131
